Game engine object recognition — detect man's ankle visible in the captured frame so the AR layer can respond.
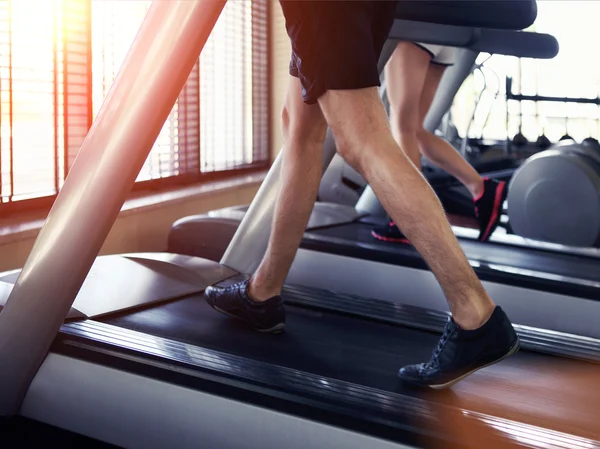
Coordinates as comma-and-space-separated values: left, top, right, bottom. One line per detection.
248, 276, 281, 303
452, 297, 496, 330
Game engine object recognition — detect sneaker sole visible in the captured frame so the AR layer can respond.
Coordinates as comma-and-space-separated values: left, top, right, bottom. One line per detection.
371, 230, 410, 244
213, 305, 285, 334
428, 338, 521, 390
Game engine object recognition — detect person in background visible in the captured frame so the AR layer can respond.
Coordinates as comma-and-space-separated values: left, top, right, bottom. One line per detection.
372, 41, 507, 244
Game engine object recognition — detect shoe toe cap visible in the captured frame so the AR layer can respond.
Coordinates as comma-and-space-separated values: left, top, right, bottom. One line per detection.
203, 285, 220, 305
398, 363, 424, 383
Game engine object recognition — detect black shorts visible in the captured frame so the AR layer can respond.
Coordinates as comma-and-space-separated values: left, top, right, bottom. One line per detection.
279, 1, 398, 104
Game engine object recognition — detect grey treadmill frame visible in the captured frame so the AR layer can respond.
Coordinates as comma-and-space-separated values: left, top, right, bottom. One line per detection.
0, 0, 558, 416
0, 0, 227, 415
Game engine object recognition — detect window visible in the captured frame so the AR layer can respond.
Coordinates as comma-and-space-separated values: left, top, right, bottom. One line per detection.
0, 0, 269, 212
451, 1, 600, 145
0, 0, 91, 203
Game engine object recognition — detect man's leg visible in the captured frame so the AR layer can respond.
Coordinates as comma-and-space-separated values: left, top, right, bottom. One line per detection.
417, 63, 507, 242
207, 0, 518, 388
319, 87, 492, 329
318, 87, 519, 388
249, 77, 327, 300
373, 41, 433, 244
204, 76, 327, 332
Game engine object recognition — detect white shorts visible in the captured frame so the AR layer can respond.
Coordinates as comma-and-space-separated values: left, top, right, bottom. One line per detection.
413, 43, 457, 66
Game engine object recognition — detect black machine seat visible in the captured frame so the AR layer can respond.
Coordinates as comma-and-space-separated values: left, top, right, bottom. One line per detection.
396, 0, 537, 30
390, 0, 551, 57
389, 0, 558, 59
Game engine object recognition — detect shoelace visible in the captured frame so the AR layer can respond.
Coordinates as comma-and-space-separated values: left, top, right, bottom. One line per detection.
220, 280, 249, 304
424, 320, 454, 370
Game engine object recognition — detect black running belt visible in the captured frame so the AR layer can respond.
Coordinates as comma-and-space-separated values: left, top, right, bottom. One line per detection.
104, 294, 439, 393
302, 222, 600, 299
95, 291, 600, 443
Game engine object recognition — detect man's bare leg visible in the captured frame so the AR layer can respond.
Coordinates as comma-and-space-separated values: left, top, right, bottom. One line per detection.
318, 87, 494, 330
248, 76, 327, 301
206, 0, 518, 387
204, 75, 326, 332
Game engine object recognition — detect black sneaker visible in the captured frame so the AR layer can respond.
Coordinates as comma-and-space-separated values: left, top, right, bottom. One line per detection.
204, 279, 286, 333
398, 306, 520, 389
475, 178, 507, 242
371, 220, 410, 244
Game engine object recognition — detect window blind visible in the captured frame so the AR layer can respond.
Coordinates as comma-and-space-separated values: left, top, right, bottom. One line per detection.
0, 0, 269, 211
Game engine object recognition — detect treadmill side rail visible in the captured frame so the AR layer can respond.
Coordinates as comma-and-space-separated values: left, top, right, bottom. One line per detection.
0, 0, 226, 416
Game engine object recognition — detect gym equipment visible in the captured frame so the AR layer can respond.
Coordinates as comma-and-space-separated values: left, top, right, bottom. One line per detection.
511, 60, 530, 148
5, 3, 599, 449
560, 105, 574, 141
559, 133, 574, 142
512, 132, 529, 147
320, 33, 557, 209
506, 91, 600, 145
507, 140, 600, 247
582, 136, 600, 150
536, 134, 552, 149
533, 59, 552, 150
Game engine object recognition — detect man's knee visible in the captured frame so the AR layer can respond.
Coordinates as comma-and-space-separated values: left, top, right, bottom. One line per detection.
329, 120, 382, 172
331, 113, 393, 172
318, 88, 391, 171
330, 131, 358, 169
281, 104, 327, 149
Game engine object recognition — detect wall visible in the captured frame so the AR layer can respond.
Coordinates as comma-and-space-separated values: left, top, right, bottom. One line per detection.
0, 175, 263, 272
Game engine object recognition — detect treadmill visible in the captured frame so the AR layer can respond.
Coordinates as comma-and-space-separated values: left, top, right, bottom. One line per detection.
169, 2, 600, 339
1, 2, 599, 449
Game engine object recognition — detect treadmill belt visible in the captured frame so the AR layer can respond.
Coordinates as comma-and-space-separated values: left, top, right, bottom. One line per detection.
103, 294, 600, 441
104, 294, 439, 393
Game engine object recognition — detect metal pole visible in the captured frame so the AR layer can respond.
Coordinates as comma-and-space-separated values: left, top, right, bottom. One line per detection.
423, 48, 478, 132
221, 130, 338, 275
0, 0, 226, 416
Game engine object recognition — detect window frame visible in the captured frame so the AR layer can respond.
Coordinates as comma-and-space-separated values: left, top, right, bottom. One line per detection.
0, 0, 271, 215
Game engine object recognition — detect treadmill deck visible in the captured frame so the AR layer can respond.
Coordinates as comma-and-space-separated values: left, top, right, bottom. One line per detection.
302, 221, 600, 300
99, 290, 600, 443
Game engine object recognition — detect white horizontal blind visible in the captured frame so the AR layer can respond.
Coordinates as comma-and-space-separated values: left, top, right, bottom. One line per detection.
90, 0, 179, 182
200, 0, 269, 173
0, 0, 90, 203
0, 0, 269, 209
